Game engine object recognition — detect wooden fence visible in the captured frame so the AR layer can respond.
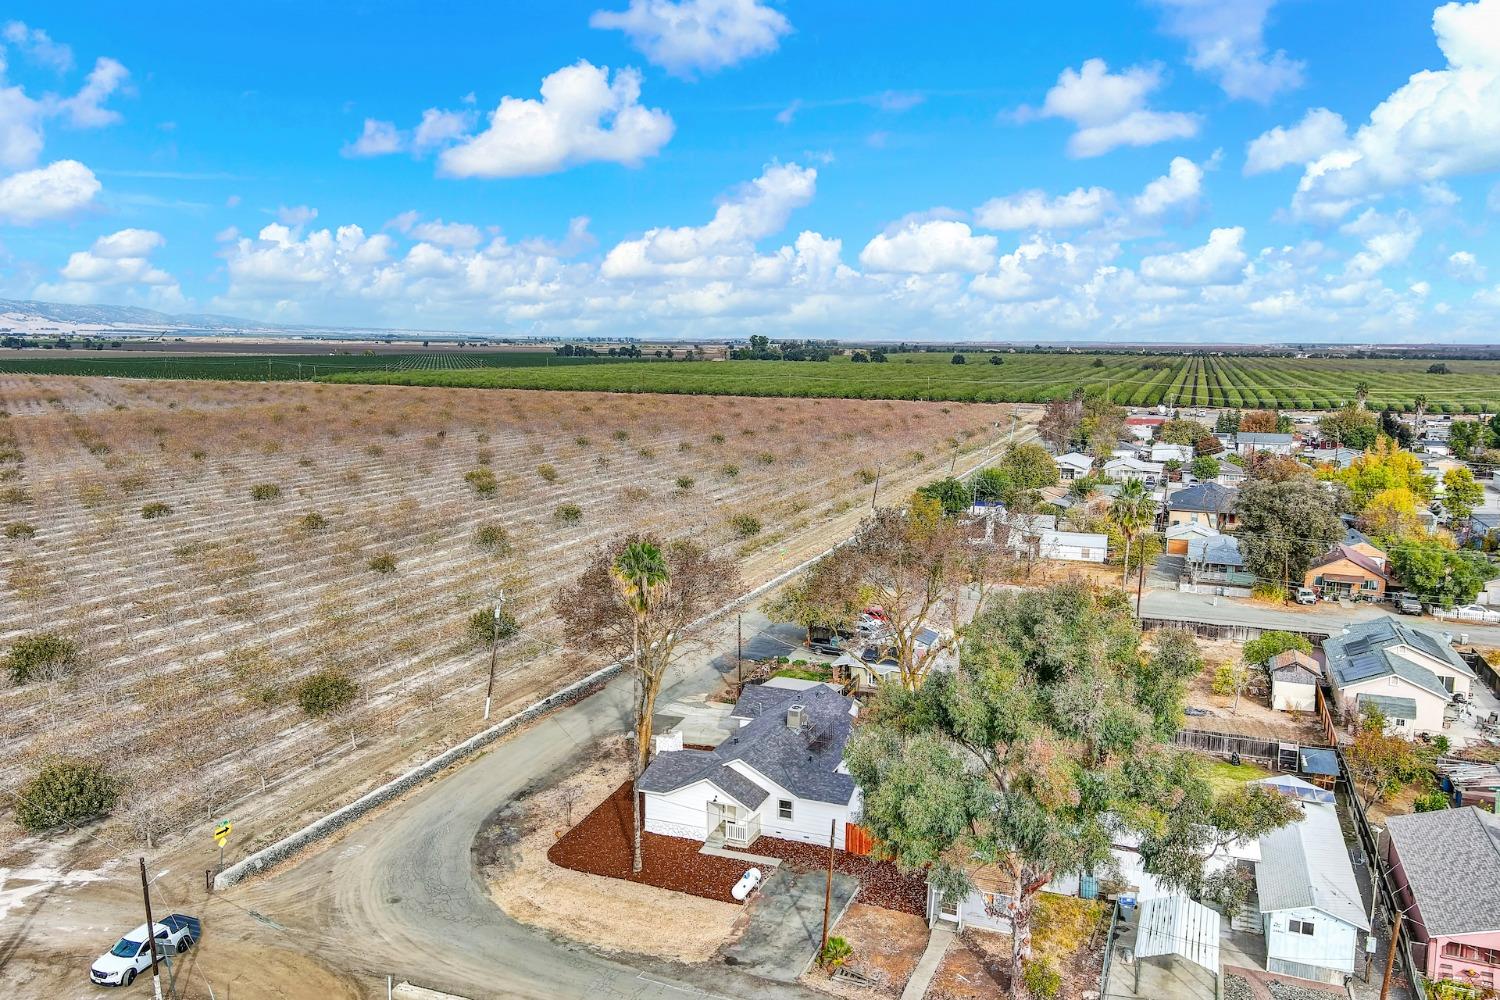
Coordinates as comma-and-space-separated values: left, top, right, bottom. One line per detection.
1140, 617, 1329, 645
1172, 728, 1282, 764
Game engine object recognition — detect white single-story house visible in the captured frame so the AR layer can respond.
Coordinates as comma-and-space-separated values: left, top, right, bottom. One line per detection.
832, 625, 952, 692
1149, 443, 1194, 464
1105, 456, 1165, 483
1038, 529, 1108, 563
1233, 432, 1298, 456
1055, 452, 1095, 481
1268, 650, 1322, 712
1323, 617, 1476, 738
1254, 776, 1370, 983
638, 684, 862, 851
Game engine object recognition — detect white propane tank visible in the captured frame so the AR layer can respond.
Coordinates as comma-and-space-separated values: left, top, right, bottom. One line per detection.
732, 867, 763, 901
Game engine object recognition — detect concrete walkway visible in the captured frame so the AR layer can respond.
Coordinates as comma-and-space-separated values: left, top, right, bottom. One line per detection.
900, 924, 953, 1000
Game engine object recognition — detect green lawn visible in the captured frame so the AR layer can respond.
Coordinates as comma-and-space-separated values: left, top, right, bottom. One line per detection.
1202, 760, 1273, 795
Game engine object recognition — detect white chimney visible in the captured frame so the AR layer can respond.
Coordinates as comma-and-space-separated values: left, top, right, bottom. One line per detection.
787, 704, 806, 730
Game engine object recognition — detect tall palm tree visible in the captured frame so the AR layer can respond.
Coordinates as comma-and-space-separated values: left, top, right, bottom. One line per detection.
1354, 382, 1371, 407
1111, 479, 1157, 592
611, 539, 669, 874
1413, 393, 1428, 436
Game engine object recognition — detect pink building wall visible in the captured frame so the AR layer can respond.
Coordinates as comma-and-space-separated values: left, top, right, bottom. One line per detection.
1388, 839, 1500, 990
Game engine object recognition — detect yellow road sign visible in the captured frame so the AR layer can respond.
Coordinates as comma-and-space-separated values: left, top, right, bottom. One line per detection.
213, 820, 232, 847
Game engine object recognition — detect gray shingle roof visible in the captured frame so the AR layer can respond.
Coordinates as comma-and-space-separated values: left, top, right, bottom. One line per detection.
1356, 693, 1417, 720
1255, 787, 1370, 931
1386, 807, 1500, 936
1237, 432, 1295, 445
638, 684, 857, 806
1169, 482, 1238, 514
1323, 617, 1472, 701
1187, 535, 1244, 568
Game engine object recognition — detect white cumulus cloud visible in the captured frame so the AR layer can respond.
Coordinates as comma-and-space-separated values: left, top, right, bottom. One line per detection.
1033, 58, 1199, 158
36, 227, 182, 308
437, 61, 673, 179
1293, 0, 1500, 219
1448, 250, 1487, 282
1341, 209, 1420, 278
859, 220, 997, 275
1153, 0, 1304, 102
1132, 155, 1206, 217
1244, 107, 1347, 175
974, 186, 1115, 230
343, 118, 403, 157
590, 0, 791, 77
1140, 227, 1247, 286
0, 158, 99, 223
4, 21, 73, 72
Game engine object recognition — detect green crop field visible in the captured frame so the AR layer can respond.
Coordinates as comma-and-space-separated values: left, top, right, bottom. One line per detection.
8, 348, 1500, 412
0, 350, 628, 381
322, 352, 1500, 413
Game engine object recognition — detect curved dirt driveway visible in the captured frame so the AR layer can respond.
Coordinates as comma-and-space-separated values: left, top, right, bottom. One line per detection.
228, 613, 824, 1000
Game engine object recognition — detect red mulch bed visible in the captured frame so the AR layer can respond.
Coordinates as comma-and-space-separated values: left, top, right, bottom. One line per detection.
753, 836, 928, 916
547, 780, 752, 903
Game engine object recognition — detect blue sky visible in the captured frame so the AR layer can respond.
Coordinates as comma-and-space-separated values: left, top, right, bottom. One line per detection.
2, 0, 1500, 343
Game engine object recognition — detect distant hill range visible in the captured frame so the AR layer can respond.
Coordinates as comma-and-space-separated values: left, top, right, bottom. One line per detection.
0, 298, 278, 333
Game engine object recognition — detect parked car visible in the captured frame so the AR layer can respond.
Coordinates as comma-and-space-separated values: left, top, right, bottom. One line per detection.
90, 914, 199, 987
1395, 595, 1424, 615
1295, 587, 1316, 605
1451, 604, 1500, 624
806, 627, 844, 656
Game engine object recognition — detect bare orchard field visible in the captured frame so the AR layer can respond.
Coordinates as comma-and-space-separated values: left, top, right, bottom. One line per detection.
0, 375, 1014, 863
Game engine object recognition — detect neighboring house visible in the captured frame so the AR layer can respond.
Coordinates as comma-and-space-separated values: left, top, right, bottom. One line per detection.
1234, 432, 1298, 456
1323, 617, 1476, 737
1166, 482, 1239, 531
1268, 650, 1322, 712
1126, 416, 1165, 441
1038, 529, 1109, 563
1166, 520, 1219, 556
1304, 544, 1397, 601
926, 863, 1018, 933
1149, 442, 1194, 465
1254, 776, 1370, 984
1385, 807, 1500, 992
1185, 536, 1254, 593
1055, 452, 1095, 481
1105, 456, 1164, 483
639, 684, 862, 851
1341, 528, 1387, 566
1309, 447, 1362, 469
1216, 462, 1247, 487
832, 626, 952, 692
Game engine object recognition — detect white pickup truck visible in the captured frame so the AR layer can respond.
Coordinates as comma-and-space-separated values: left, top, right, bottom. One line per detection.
89, 914, 199, 988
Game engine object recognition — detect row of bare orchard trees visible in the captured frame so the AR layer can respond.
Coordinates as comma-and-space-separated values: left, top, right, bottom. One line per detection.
0, 374, 1010, 853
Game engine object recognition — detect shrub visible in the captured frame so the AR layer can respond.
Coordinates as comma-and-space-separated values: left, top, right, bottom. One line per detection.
15, 760, 119, 833
6, 633, 78, 684
574, 436, 591, 447
620, 486, 649, 504
474, 524, 511, 552
4, 522, 36, 539
190, 449, 207, 461
295, 669, 358, 717
819, 936, 852, 969
365, 444, 385, 457
554, 503, 583, 524
729, 513, 762, 538
140, 502, 173, 519
675, 476, 695, 491
756, 452, 776, 465
468, 607, 521, 644
720, 464, 739, 478
1413, 789, 1450, 813
709, 433, 726, 444
476, 448, 494, 466
1022, 958, 1062, 1000
299, 512, 329, 531
367, 552, 397, 574
464, 468, 498, 496
612, 429, 629, 441
856, 468, 877, 485
638, 447, 656, 459
250, 483, 282, 502
1, 486, 32, 504
537, 464, 559, 482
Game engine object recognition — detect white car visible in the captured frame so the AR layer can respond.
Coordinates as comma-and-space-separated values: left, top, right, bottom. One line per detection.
1451, 604, 1500, 624
90, 914, 198, 987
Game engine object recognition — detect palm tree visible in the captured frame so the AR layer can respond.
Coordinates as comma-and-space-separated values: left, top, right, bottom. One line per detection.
1413, 393, 1428, 436
611, 539, 669, 874
1354, 382, 1371, 407
1111, 479, 1157, 592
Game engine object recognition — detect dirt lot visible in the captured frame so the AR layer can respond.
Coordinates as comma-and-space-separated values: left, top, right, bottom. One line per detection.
478, 736, 745, 963
1174, 634, 1327, 742
927, 894, 1108, 1000
0, 374, 1017, 871
802, 902, 931, 997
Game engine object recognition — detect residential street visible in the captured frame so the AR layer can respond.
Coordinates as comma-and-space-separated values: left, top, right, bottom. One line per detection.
223, 611, 825, 1000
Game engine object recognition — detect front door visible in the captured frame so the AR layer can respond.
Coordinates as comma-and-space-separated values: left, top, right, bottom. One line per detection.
937, 892, 961, 923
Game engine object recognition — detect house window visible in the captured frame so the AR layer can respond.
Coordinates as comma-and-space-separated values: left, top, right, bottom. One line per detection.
1288, 918, 1316, 936
1443, 943, 1500, 966
778, 799, 793, 820
1394, 717, 1407, 727
1363, 579, 1377, 591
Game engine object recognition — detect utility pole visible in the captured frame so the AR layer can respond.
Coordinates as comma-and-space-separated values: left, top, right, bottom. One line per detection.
870, 464, 882, 510
138, 858, 165, 1000
736, 612, 744, 691
1378, 909, 1403, 1000
820, 818, 836, 963
484, 593, 504, 721
1135, 538, 1148, 617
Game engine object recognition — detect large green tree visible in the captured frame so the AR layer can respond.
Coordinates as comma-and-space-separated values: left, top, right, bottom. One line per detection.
1235, 477, 1344, 588
998, 443, 1060, 490
1320, 403, 1379, 450
845, 585, 1298, 997
1386, 540, 1496, 608
1443, 467, 1485, 530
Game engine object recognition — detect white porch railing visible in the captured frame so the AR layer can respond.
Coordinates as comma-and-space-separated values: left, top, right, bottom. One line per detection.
724, 812, 761, 847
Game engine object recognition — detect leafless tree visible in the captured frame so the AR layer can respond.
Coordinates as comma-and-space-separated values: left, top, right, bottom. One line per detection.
553, 533, 739, 872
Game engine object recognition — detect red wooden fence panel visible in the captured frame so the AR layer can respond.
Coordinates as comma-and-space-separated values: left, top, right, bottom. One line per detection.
844, 823, 875, 856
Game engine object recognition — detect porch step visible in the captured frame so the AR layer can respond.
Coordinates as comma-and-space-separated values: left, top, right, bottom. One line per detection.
1231, 893, 1263, 934
700, 843, 782, 867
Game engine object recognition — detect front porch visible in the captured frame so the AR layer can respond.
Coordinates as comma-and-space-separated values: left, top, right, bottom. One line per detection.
705, 801, 762, 850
